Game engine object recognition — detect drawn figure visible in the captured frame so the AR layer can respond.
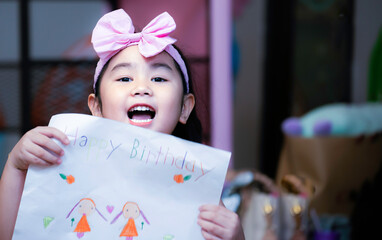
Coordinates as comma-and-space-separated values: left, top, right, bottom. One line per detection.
111, 202, 150, 240
66, 198, 107, 238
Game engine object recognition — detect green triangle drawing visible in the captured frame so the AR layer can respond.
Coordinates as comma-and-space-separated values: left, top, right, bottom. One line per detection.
163, 234, 175, 240
43, 216, 54, 228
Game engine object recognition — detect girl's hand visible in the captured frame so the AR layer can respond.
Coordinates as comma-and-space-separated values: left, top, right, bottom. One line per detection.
8, 126, 70, 171
198, 200, 245, 240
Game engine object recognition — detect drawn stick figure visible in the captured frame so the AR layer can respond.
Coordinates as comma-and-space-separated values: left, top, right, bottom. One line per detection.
111, 202, 150, 240
66, 198, 107, 238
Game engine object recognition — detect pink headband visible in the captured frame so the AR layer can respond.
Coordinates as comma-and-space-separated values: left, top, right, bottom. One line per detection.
91, 9, 189, 93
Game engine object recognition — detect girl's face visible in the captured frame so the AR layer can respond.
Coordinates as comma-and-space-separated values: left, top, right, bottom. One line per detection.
88, 45, 194, 134
78, 199, 95, 216
122, 202, 140, 219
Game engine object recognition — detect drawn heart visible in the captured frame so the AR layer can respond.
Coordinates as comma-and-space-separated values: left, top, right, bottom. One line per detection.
106, 205, 114, 214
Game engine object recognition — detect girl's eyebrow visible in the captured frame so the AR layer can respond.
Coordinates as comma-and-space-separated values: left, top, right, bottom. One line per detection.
111, 62, 133, 72
150, 62, 173, 71
111, 62, 173, 72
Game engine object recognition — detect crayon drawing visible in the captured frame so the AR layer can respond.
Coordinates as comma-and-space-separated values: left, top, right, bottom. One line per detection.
111, 202, 150, 239
66, 198, 107, 238
60, 173, 75, 184
12, 114, 231, 240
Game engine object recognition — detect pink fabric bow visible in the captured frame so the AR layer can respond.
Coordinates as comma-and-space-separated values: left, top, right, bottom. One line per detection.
91, 9, 189, 92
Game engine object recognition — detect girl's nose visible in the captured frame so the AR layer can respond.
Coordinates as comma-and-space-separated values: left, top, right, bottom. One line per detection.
131, 82, 153, 96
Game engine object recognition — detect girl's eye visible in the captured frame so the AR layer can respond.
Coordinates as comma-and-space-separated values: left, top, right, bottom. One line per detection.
118, 77, 132, 82
152, 77, 167, 82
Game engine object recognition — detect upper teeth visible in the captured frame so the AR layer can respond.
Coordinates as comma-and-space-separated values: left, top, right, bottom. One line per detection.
130, 106, 151, 111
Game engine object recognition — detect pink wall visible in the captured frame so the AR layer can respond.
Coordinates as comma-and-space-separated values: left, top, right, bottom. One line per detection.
210, 0, 233, 156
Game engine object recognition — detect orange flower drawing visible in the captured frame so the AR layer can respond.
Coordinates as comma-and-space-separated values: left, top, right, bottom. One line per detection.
173, 174, 191, 184
66, 175, 75, 184
60, 173, 75, 184
174, 174, 184, 183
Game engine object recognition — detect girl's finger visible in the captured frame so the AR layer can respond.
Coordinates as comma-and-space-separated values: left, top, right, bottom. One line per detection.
31, 134, 65, 158
199, 205, 233, 222
199, 210, 225, 226
26, 144, 62, 165
23, 150, 55, 167
200, 229, 221, 240
198, 218, 226, 238
35, 126, 70, 145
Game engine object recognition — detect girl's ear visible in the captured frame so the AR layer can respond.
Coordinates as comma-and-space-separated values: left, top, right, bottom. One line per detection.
88, 93, 102, 117
179, 93, 195, 124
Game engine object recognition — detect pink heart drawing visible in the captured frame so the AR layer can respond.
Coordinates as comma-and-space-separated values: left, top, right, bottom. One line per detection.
106, 205, 114, 214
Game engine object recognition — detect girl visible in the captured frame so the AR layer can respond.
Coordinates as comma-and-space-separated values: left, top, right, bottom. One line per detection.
66, 198, 108, 239
110, 201, 150, 239
0, 9, 244, 240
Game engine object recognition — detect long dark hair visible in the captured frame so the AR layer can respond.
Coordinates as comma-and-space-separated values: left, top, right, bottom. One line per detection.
94, 45, 202, 143
171, 45, 202, 143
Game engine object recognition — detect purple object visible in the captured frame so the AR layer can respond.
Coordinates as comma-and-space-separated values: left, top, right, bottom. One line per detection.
314, 231, 340, 240
313, 120, 332, 136
282, 117, 302, 136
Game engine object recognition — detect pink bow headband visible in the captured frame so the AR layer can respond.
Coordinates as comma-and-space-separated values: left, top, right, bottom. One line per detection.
91, 9, 189, 93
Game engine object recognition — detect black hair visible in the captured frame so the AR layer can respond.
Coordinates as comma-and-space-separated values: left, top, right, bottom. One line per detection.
171, 45, 202, 143
94, 45, 202, 143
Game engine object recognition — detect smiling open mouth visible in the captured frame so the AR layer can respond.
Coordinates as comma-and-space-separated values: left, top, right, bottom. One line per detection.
128, 106, 155, 125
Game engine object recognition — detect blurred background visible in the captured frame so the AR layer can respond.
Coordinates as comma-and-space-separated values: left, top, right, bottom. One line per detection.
0, 0, 381, 184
